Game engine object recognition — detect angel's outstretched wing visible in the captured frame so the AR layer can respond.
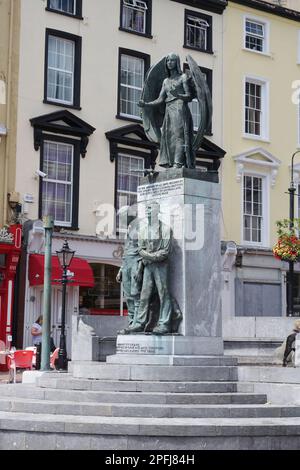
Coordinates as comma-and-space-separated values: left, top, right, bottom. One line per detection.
186, 55, 213, 153
140, 58, 167, 144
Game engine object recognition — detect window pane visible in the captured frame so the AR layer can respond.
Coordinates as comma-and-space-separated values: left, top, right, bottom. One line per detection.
243, 175, 263, 243
245, 20, 265, 52
186, 15, 209, 50
42, 141, 73, 226
49, 0, 76, 15
245, 81, 262, 136
189, 99, 200, 130
47, 36, 75, 104
116, 154, 144, 229
120, 54, 144, 118
122, 0, 147, 34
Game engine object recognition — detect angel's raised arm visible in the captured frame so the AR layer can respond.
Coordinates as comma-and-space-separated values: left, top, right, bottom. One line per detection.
139, 80, 167, 108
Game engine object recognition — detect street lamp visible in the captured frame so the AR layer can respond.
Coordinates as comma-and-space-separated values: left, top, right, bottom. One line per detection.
56, 239, 75, 371
287, 151, 300, 317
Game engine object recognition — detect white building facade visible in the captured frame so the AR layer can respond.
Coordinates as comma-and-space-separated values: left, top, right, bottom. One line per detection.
13, 0, 227, 351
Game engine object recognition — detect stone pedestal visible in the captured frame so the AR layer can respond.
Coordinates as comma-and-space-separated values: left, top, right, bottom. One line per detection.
114, 169, 223, 357
115, 334, 222, 357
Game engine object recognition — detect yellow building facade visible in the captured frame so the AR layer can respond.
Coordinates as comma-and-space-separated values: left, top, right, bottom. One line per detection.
0, 0, 20, 228
221, 0, 300, 339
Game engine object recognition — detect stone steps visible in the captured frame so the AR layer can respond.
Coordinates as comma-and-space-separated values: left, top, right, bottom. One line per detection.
37, 376, 240, 393
106, 355, 238, 366
1, 412, 300, 450
0, 396, 299, 418
1, 358, 300, 449
236, 357, 280, 366
0, 384, 268, 405
71, 362, 239, 381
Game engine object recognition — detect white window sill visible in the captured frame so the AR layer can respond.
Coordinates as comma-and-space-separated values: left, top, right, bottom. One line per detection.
54, 222, 72, 228
243, 134, 270, 144
242, 241, 270, 250
242, 47, 271, 58
47, 98, 73, 106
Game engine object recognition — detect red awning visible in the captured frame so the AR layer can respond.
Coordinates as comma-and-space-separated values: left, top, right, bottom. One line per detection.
29, 254, 95, 287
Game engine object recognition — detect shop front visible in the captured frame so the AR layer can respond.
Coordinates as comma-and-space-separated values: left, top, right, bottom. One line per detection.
80, 263, 127, 316
0, 225, 22, 370
24, 253, 95, 355
21, 229, 125, 358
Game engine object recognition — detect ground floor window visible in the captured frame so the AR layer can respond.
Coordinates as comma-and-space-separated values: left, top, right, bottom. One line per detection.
80, 264, 122, 315
289, 273, 300, 317
235, 279, 281, 316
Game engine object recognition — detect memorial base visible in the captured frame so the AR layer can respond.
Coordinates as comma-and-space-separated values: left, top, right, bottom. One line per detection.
112, 334, 223, 359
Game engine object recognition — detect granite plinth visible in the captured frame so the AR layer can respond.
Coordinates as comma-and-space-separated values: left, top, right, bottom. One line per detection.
137, 172, 222, 345
115, 335, 223, 357
141, 168, 219, 184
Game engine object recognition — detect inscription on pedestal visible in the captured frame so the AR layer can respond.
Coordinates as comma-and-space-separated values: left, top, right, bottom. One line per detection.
117, 342, 165, 354
137, 178, 184, 202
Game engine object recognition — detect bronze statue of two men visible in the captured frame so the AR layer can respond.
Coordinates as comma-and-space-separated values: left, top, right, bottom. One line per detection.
117, 202, 181, 336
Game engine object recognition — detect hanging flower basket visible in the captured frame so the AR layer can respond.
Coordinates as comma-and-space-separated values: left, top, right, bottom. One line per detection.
273, 219, 300, 262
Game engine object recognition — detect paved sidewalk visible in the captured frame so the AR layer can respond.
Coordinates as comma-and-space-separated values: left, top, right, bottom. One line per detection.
0, 371, 23, 383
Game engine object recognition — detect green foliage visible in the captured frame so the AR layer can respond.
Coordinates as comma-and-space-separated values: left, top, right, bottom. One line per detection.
275, 219, 300, 237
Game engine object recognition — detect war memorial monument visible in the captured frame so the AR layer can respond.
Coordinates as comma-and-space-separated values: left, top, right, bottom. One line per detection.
112, 52, 223, 361
4, 54, 300, 451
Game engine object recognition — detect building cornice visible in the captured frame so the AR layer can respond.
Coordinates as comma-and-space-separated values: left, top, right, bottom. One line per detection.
170, 0, 228, 15
230, 0, 300, 22
53, 232, 124, 245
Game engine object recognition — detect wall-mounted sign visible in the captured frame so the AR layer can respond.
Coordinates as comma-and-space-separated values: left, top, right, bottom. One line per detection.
24, 194, 34, 203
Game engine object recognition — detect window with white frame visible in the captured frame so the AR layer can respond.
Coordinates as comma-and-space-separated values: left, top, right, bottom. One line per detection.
122, 0, 148, 34
245, 79, 268, 138
184, 10, 212, 53
189, 99, 201, 130
186, 16, 209, 50
47, 35, 75, 105
186, 67, 212, 132
243, 175, 263, 244
117, 154, 144, 212
119, 52, 148, 119
48, 0, 76, 15
245, 19, 265, 52
41, 141, 73, 227
45, 29, 81, 108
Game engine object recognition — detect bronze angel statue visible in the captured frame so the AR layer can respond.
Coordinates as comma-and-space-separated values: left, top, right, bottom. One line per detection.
138, 53, 212, 169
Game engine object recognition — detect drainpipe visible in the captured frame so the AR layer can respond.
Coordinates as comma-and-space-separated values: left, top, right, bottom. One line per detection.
3, 0, 15, 225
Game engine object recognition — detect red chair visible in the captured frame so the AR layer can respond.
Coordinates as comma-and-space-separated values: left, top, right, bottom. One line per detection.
25, 347, 37, 367
7, 350, 34, 383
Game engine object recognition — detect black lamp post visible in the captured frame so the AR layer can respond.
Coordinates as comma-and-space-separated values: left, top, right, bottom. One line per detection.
56, 239, 75, 371
287, 151, 300, 317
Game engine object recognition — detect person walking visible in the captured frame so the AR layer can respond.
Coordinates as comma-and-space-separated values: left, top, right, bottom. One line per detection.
282, 320, 300, 367
31, 315, 43, 346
